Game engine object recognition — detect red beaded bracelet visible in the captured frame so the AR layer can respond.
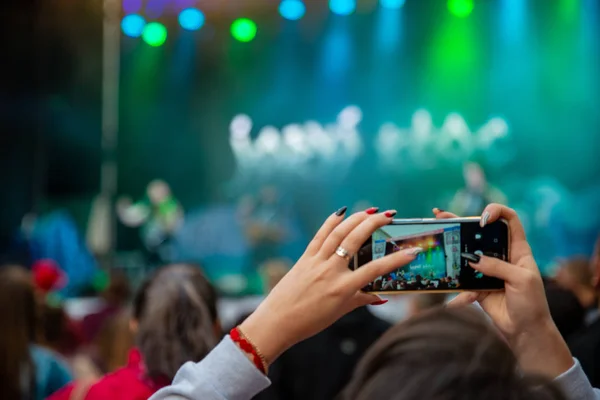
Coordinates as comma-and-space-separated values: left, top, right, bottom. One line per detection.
230, 327, 268, 374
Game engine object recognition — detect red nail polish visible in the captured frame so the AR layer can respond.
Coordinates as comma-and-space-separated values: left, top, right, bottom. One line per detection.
366, 207, 379, 215
384, 210, 397, 218
371, 299, 388, 306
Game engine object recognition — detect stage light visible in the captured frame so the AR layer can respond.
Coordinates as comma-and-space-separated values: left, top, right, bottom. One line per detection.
121, 14, 146, 38
142, 22, 168, 47
448, 0, 474, 17
329, 0, 356, 16
231, 18, 257, 42
179, 8, 205, 31
380, 0, 406, 9
230, 114, 253, 139
279, 0, 306, 21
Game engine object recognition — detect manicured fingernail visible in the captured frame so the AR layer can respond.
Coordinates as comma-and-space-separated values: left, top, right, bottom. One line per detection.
371, 299, 388, 306
365, 207, 379, 215
335, 206, 348, 216
384, 210, 397, 218
433, 208, 445, 213
405, 247, 423, 256
461, 252, 481, 263
480, 211, 490, 227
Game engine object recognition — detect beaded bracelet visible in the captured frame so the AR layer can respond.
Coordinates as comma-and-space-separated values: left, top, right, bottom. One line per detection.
230, 327, 269, 374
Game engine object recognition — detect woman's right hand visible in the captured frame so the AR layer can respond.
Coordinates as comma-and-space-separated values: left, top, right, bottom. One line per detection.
240, 207, 422, 367
437, 204, 574, 378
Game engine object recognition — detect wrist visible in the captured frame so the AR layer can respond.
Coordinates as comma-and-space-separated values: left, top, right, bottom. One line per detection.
238, 308, 291, 366
510, 319, 574, 379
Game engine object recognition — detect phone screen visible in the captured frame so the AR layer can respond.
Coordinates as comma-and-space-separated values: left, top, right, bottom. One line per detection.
353, 219, 508, 292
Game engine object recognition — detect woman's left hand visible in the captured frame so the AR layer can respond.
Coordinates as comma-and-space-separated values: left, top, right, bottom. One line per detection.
240, 208, 422, 365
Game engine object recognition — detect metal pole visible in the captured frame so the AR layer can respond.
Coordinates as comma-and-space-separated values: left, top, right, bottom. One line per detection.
97, 0, 121, 255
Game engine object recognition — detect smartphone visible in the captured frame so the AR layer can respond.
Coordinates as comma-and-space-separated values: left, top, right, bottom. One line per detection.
351, 217, 510, 293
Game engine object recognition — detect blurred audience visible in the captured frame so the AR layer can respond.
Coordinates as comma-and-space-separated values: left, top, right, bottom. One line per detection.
555, 257, 597, 311
49, 263, 219, 400
81, 269, 131, 343
0, 265, 72, 400
568, 237, 600, 387
341, 306, 564, 400
545, 280, 586, 341
255, 307, 390, 400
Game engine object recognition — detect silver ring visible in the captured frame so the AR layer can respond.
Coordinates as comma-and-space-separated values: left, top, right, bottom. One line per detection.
335, 246, 351, 260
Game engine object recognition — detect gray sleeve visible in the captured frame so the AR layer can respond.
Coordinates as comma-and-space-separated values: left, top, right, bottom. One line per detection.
149, 336, 271, 400
553, 358, 600, 400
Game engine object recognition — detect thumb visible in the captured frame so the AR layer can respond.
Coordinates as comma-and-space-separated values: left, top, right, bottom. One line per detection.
353, 291, 388, 307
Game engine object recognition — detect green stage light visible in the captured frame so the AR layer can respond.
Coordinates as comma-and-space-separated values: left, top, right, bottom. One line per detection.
142, 22, 167, 46
448, 0, 474, 18
231, 18, 257, 42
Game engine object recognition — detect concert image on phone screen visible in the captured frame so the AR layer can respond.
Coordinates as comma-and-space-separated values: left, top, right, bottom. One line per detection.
354, 221, 507, 292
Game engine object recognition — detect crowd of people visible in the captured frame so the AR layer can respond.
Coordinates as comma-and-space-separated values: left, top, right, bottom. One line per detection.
1, 204, 599, 400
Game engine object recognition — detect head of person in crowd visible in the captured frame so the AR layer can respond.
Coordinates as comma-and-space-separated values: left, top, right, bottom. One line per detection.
591, 235, 600, 294
406, 293, 447, 318
544, 279, 586, 340
94, 308, 135, 374
102, 268, 131, 307
554, 257, 596, 309
0, 265, 72, 400
341, 306, 565, 400
133, 263, 220, 381
0, 265, 39, 400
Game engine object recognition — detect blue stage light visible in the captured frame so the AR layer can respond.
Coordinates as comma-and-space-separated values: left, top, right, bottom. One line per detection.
121, 14, 146, 38
380, 0, 406, 9
178, 8, 205, 31
279, 0, 306, 21
329, 0, 356, 16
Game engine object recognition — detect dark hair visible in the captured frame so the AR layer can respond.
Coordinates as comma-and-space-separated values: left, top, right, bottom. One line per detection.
103, 269, 131, 306
341, 307, 565, 400
0, 265, 37, 400
133, 263, 219, 381
545, 281, 585, 340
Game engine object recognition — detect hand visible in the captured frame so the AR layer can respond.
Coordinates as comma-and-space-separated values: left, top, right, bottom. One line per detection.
435, 205, 574, 378
240, 207, 422, 365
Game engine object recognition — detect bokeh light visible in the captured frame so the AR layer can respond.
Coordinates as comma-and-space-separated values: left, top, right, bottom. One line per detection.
121, 14, 146, 38
145, 0, 167, 19
142, 22, 168, 47
329, 0, 356, 16
448, 0, 474, 17
380, 0, 406, 9
231, 18, 258, 42
279, 0, 306, 21
122, 0, 143, 14
178, 8, 205, 31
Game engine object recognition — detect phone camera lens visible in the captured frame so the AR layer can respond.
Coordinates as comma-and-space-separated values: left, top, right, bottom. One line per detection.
493, 238, 498, 243
475, 234, 482, 240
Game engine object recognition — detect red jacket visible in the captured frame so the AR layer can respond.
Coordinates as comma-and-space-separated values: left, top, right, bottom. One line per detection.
48, 349, 168, 400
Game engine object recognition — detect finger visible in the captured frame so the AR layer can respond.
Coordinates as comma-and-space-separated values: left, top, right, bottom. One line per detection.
480, 203, 526, 242
304, 206, 349, 256
447, 292, 480, 307
353, 291, 388, 307
334, 210, 399, 260
432, 208, 459, 219
480, 204, 533, 266
319, 208, 378, 258
468, 255, 525, 283
347, 248, 423, 290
